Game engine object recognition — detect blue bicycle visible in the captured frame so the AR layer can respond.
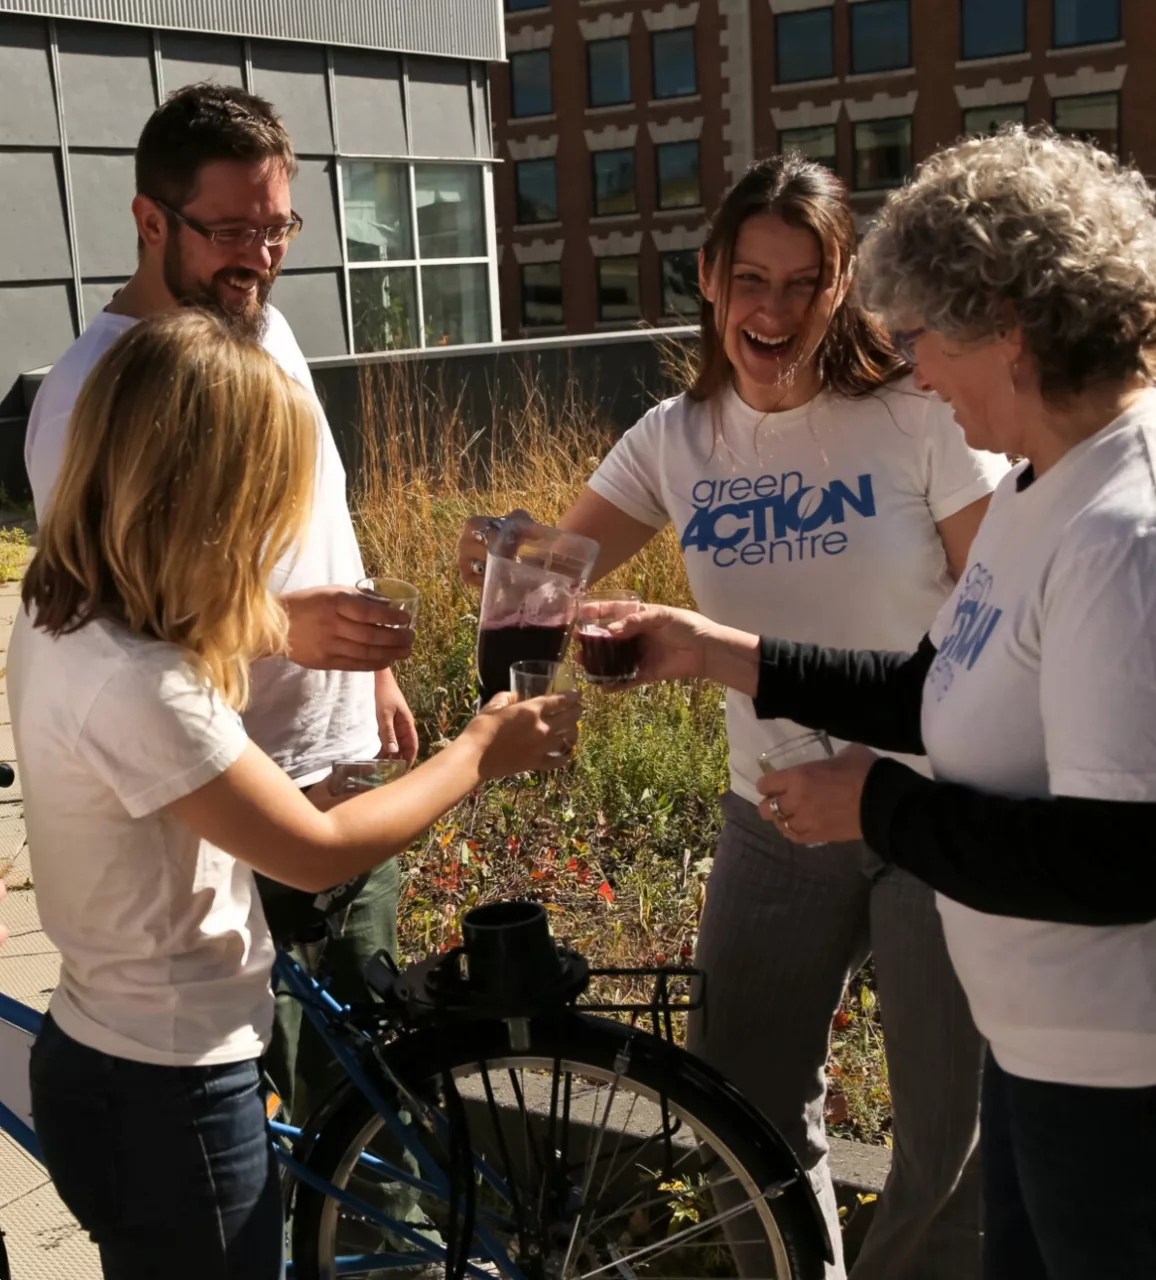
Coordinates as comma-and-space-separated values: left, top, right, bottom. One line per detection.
0, 803, 831, 1280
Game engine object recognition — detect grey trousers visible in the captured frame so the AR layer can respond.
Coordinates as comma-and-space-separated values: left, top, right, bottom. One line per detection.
688, 792, 984, 1280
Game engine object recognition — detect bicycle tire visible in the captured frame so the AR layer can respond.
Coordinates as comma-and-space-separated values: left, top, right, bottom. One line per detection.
291, 1012, 828, 1280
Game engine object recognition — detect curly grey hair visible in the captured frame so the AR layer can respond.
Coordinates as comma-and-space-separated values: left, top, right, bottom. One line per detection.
859, 127, 1156, 398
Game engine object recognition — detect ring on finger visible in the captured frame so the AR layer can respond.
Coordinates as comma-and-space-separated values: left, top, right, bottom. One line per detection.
769, 797, 785, 821
470, 558, 485, 575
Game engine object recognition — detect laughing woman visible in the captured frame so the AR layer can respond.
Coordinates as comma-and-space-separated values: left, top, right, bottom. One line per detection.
459, 155, 1008, 1278
609, 128, 1156, 1280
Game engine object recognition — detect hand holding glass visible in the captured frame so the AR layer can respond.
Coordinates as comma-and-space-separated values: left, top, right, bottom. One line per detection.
356, 576, 420, 629
758, 731, 833, 847
575, 590, 643, 685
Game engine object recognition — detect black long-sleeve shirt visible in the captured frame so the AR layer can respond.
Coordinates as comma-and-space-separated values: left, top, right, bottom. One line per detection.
753, 635, 1156, 926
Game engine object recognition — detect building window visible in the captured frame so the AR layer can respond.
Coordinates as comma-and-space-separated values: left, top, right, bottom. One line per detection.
588, 37, 631, 108
652, 28, 697, 99
506, 0, 548, 10
961, 0, 1026, 60
853, 117, 913, 190
521, 262, 563, 327
661, 250, 700, 317
1054, 92, 1119, 154
515, 158, 558, 224
1053, 0, 1120, 47
656, 140, 701, 209
597, 256, 640, 321
510, 49, 552, 118
962, 103, 1027, 136
850, 0, 911, 75
779, 124, 838, 171
342, 161, 491, 352
775, 8, 834, 85
592, 148, 636, 216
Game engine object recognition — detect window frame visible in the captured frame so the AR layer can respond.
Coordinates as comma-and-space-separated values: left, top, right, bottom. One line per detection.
520, 260, 564, 328
851, 115, 914, 192
659, 248, 701, 318
505, 0, 549, 11
655, 138, 702, 211
1052, 0, 1122, 49
1052, 90, 1121, 154
650, 27, 698, 100
514, 156, 559, 226
961, 102, 1027, 137
596, 254, 641, 322
774, 7, 835, 86
586, 35, 632, 109
849, 0, 912, 77
959, 0, 1027, 61
591, 146, 637, 217
339, 157, 496, 354
509, 48, 553, 119
778, 123, 838, 171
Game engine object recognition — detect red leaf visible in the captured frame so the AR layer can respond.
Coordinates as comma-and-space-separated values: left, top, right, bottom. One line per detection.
530, 868, 547, 881
597, 881, 615, 903
507, 835, 521, 852
566, 857, 581, 872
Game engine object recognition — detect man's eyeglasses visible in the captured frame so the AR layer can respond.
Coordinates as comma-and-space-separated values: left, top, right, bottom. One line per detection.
150, 197, 303, 248
890, 326, 926, 364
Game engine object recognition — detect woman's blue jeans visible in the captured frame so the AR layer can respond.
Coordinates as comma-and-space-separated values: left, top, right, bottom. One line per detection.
29, 1013, 283, 1279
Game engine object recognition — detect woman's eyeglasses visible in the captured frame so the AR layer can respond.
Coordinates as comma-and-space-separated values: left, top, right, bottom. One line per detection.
890, 326, 926, 364
149, 197, 303, 249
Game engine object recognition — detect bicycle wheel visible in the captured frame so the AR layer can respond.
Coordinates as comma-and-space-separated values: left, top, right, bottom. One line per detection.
291, 1013, 828, 1279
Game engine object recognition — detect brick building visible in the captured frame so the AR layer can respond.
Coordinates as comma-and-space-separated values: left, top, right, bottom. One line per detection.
493, 0, 1143, 337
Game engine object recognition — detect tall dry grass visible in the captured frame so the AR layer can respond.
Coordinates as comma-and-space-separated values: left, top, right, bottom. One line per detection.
349, 353, 889, 1146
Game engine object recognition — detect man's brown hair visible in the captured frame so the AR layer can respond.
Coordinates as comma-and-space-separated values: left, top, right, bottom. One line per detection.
135, 82, 298, 209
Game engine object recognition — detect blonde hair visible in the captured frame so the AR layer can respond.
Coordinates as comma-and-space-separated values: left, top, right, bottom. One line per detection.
24, 309, 317, 708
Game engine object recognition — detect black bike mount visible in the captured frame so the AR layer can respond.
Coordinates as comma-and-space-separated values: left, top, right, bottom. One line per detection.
379, 900, 590, 1030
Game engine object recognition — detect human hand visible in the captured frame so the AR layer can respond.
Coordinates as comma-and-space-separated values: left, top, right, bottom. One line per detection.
465, 690, 582, 778
281, 585, 416, 672
376, 669, 419, 763
756, 744, 877, 844
600, 604, 725, 685
456, 509, 533, 588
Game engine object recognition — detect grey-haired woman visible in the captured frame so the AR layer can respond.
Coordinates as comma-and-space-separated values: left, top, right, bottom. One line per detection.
609, 127, 1156, 1279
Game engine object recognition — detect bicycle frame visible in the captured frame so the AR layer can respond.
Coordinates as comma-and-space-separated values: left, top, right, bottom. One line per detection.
272, 947, 528, 1280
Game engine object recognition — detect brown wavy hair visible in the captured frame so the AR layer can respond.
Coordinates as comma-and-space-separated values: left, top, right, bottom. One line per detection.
23, 309, 316, 709
689, 153, 908, 404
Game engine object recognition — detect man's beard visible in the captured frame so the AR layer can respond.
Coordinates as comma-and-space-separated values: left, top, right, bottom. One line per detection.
163, 239, 278, 340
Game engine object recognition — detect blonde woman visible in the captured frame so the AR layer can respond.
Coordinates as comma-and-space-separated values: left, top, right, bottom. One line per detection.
10, 311, 579, 1280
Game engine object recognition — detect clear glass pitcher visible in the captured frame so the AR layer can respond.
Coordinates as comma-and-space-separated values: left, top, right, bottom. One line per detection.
476, 519, 600, 702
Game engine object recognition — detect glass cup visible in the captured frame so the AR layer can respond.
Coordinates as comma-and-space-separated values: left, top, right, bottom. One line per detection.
328, 758, 410, 796
575, 589, 643, 685
758, 731, 833, 848
509, 659, 578, 698
757, 730, 833, 774
356, 576, 421, 628
509, 660, 578, 760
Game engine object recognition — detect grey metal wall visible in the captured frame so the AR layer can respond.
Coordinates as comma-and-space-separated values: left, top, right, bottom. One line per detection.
0, 10, 495, 435
0, 0, 503, 61
15, 328, 699, 501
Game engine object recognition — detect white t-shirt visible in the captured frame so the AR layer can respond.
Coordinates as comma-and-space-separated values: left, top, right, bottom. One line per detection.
923, 392, 1156, 1088
589, 381, 1009, 802
8, 612, 274, 1066
24, 307, 379, 785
